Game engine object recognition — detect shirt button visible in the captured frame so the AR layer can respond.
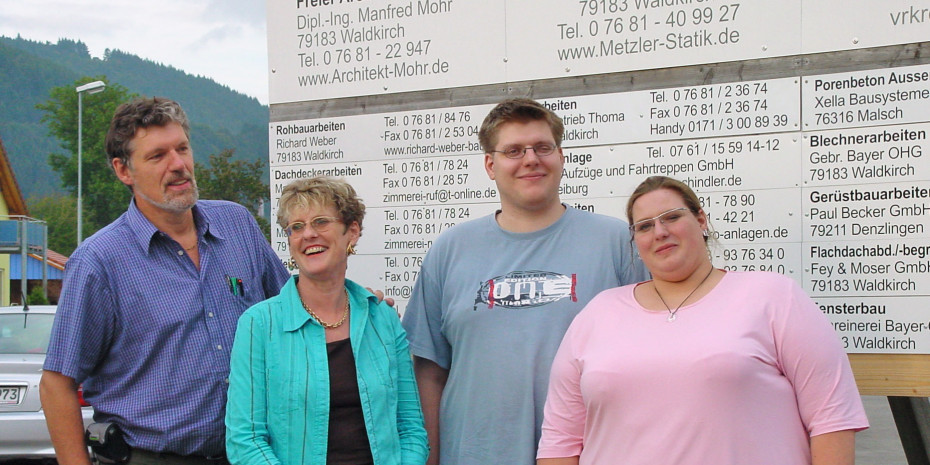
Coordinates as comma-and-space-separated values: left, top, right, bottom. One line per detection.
225, 378, 230, 384
208, 312, 214, 318
217, 345, 223, 350
177, 250, 184, 255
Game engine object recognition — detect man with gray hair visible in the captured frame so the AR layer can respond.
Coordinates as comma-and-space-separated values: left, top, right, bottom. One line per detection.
40, 97, 290, 465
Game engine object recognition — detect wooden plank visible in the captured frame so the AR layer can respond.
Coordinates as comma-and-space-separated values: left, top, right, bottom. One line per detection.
850, 354, 930, 396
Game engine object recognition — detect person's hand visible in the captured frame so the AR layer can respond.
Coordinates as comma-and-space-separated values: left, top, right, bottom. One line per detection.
366, 287, 397, 309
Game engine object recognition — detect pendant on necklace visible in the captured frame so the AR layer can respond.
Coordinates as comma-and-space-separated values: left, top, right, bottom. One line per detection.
655, 267, 716, 324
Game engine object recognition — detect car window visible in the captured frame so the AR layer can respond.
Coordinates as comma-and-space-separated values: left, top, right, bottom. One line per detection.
0, 314, 55, 354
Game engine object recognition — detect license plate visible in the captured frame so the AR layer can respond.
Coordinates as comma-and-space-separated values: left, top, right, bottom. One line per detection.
0, 386, 24, 405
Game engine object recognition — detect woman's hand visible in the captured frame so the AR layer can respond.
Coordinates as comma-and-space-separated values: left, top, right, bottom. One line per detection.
367, 287, 396, 308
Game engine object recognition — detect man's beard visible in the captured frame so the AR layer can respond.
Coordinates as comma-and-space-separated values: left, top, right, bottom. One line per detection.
138, 178, 200, 213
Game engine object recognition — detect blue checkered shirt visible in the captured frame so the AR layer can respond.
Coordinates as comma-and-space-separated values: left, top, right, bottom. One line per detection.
45, 199, 290, 456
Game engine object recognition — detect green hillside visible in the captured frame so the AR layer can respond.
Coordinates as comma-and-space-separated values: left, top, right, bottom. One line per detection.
0, 35, 269, 200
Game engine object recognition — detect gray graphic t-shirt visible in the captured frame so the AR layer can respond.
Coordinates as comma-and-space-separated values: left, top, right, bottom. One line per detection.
402, 206, 647, 465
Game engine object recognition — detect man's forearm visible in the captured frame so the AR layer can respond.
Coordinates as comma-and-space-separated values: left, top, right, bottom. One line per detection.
40, 370, 92, 465
414, 357, 448, 465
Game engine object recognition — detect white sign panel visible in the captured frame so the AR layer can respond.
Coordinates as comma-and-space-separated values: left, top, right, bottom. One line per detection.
270, 105, 492, 171
799, 120, 930, 353
803, 123, 930, 188
802, 0, 930, 54
802, 63, 930, 132
267, 1, 928, 104
506, 0, 801, 83
816, 296, 929, 353
267, 0, 506, 104
545, 77, 800, 147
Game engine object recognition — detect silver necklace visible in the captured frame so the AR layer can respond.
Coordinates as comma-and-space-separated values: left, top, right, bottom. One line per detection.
654, 267, 715, 322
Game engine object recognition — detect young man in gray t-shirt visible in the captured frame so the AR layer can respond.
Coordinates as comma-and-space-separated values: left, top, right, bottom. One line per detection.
402, 98, 647, 465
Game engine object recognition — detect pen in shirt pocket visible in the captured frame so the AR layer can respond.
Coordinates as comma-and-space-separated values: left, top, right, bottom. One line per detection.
226, 275, 244, 296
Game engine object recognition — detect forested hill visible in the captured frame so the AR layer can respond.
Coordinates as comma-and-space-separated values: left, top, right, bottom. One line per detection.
0, 35, 269, 199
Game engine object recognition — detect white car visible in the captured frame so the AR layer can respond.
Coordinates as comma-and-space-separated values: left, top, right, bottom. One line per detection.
0, 305, 94, 459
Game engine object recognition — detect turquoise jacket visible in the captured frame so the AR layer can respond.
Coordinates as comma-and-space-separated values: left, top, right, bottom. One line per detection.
225, 278, 427, 465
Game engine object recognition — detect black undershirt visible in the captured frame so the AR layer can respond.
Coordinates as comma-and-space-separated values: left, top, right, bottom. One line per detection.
325, 338, 374, 465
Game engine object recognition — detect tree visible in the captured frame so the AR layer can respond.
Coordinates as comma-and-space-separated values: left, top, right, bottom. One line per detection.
27, 285, 50, 305
195, 149, 271, 240
27, 194, 77, 256
37, 77, 136, 238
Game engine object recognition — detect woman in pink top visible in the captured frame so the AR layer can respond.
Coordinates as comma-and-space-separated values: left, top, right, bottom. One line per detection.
537, 176, 868, 465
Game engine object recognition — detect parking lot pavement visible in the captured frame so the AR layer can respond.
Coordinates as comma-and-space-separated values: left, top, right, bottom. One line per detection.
858, 395, 909, 465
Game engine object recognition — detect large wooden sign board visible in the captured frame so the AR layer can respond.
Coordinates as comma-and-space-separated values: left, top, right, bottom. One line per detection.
267, 1, 930, 397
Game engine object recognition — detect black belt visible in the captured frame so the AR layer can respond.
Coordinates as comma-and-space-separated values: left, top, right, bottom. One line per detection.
130, 448, 229, 465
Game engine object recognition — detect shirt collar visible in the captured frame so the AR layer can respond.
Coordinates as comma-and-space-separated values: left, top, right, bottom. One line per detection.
281, 277, 378, 333
125, 199, 221, 253
280, 277, 310, 331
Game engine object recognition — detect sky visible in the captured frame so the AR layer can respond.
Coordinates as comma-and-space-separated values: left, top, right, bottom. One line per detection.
0, 0, 270, 104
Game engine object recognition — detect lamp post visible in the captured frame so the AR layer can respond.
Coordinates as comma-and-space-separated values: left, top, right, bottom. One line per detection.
75, 80, 106, 246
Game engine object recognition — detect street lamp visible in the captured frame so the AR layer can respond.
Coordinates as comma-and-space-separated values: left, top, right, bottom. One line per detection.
75, 80, 106, 246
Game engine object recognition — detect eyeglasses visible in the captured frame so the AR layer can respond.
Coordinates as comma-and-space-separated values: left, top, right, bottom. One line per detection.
629, 207, 691, 235
490, 143, 558, 159
284, 216, 342, 237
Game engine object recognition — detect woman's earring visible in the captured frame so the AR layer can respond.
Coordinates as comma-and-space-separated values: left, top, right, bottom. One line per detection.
347, 243, 357, 255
